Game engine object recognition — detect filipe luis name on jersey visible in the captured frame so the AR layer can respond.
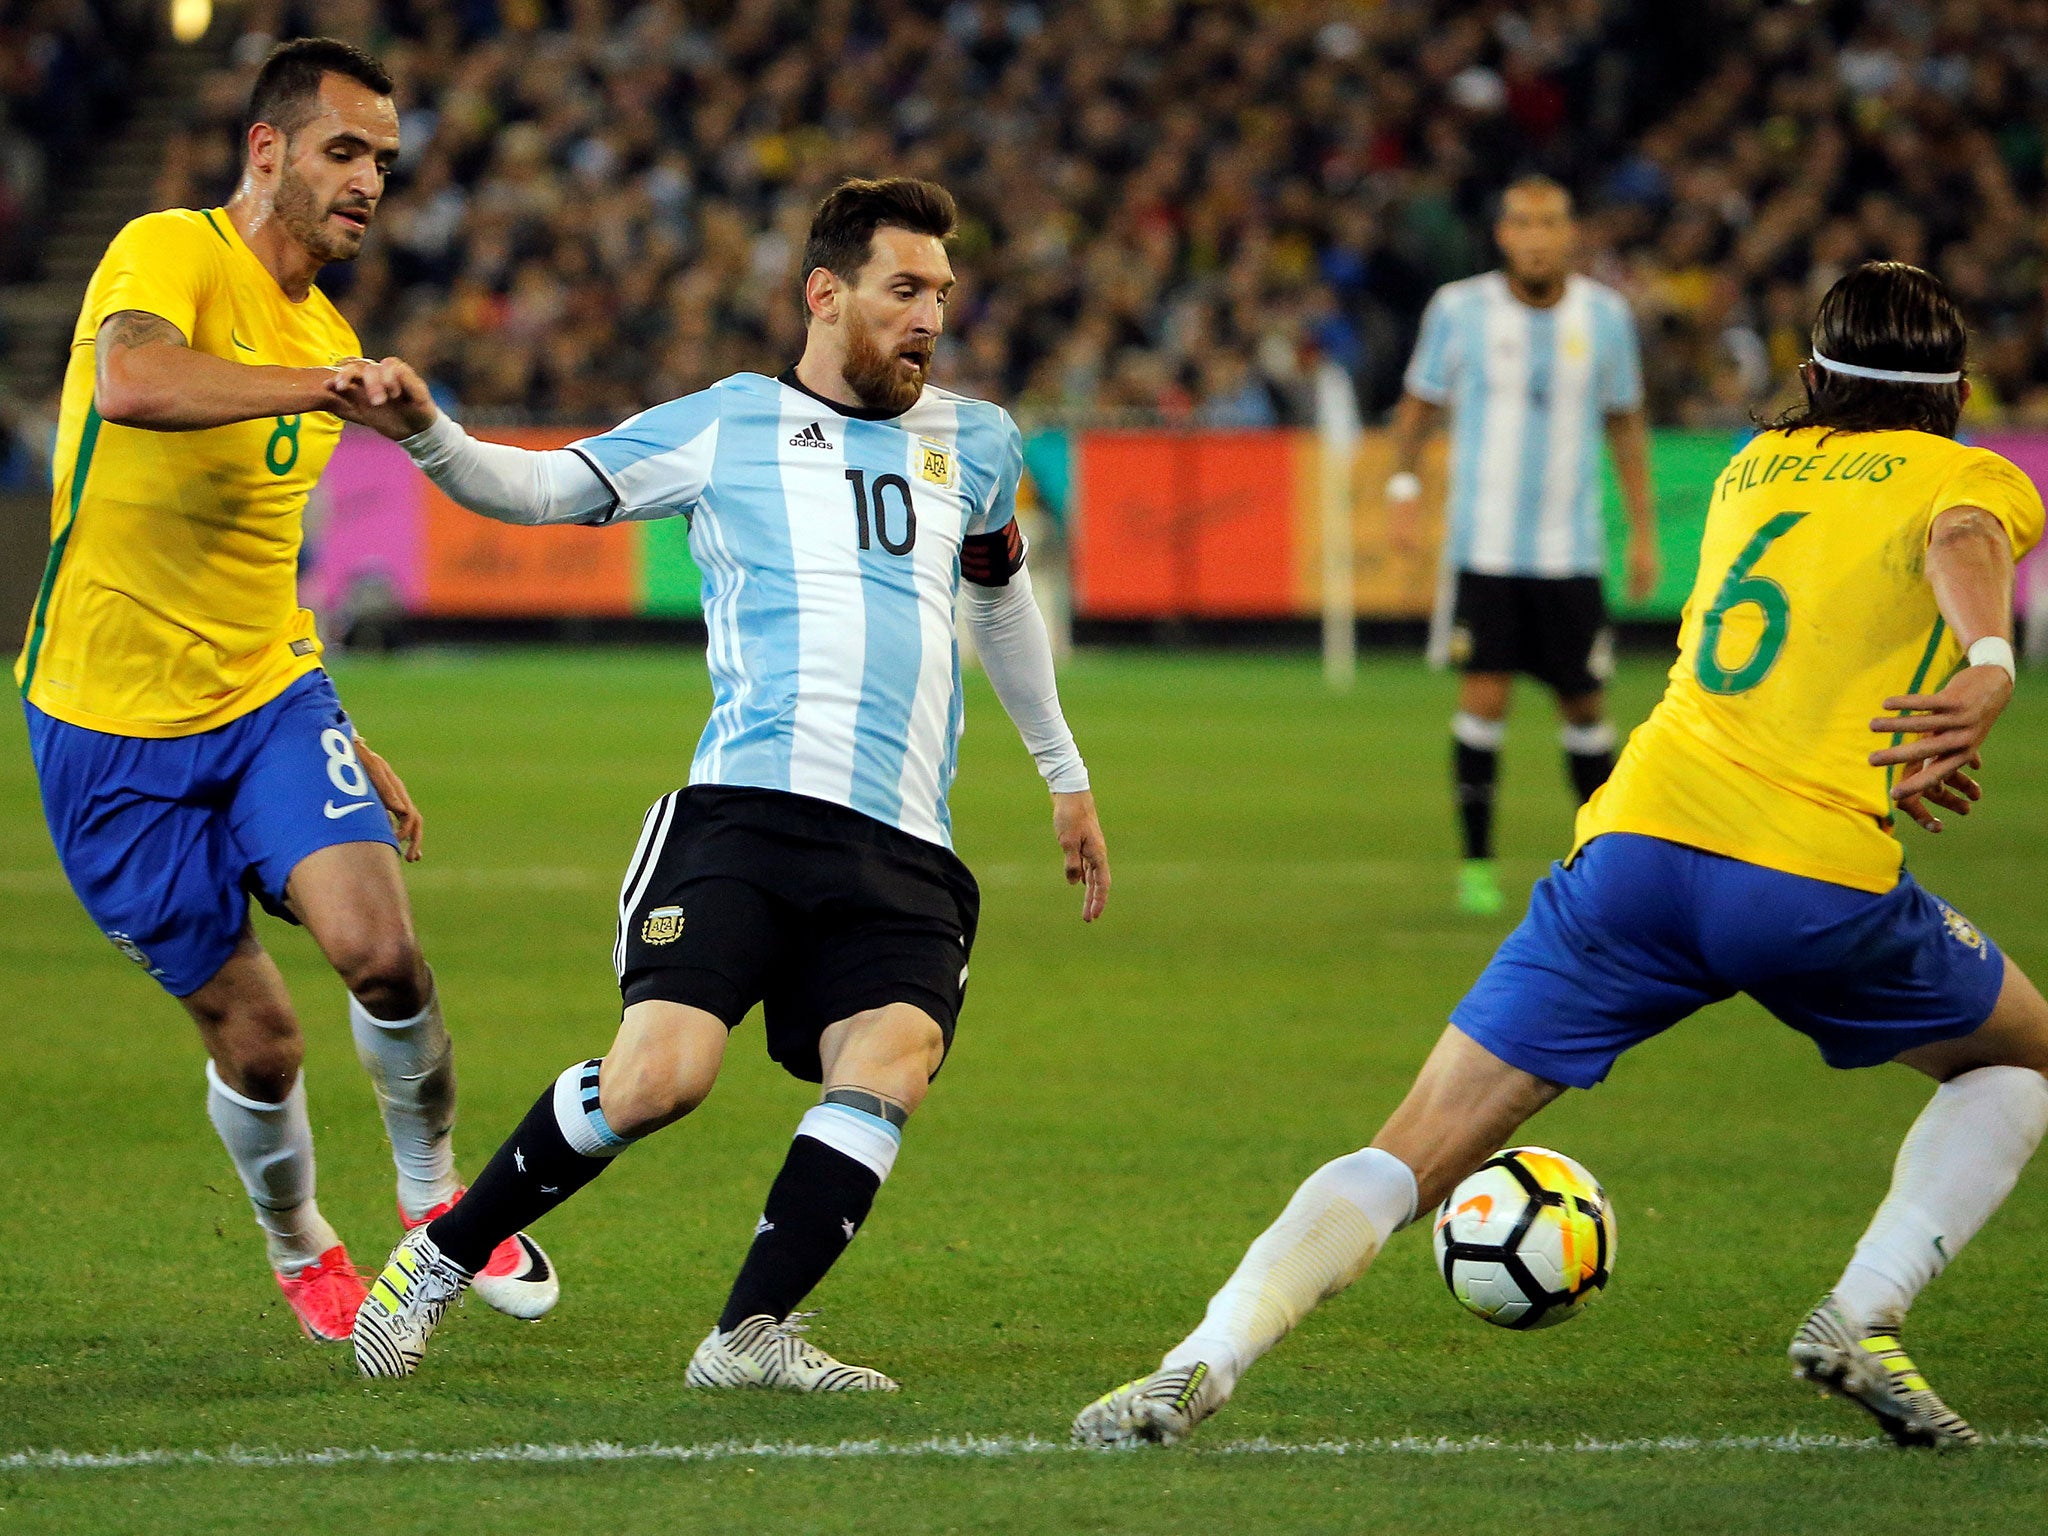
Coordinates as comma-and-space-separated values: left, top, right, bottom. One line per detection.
1716, 446, 1910, 500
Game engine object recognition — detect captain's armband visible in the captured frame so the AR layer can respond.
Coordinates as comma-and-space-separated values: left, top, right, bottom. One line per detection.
960, 521, 1026, 587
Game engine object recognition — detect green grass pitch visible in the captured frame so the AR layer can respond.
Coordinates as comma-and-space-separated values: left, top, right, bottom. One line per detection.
4, 648, 2048, 1533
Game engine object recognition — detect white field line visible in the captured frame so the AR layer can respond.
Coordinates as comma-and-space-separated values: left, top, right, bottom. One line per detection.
9, 1430, 2048, 1473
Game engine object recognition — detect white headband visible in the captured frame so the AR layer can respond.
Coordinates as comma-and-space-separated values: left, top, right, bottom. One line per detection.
1810, 349, 1961, 385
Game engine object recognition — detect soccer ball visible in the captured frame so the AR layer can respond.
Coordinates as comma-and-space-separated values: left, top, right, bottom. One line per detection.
1431, 1146, 1616, 1330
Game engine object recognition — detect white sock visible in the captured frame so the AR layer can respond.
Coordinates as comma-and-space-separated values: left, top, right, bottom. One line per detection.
1832, 1065, 2048, 1330
350, 984, 460, 1220
1162, 1147, 1418, 1397
204, 1063, 341, 1275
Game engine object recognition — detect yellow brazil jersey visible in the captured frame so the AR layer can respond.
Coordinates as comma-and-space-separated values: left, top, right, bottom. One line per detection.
1574, 426, 2044, 893
14, 208, 359, 736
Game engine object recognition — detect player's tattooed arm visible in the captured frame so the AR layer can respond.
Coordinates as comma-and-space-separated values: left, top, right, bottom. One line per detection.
94, 308, 341, 431
98, 309, 187, 354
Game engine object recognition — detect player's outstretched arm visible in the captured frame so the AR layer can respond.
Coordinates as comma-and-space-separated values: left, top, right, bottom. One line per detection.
960, 558, 1109, 921
327, 357, 614, 526
94, 310, 348, 431
1869, 504, 2018, 832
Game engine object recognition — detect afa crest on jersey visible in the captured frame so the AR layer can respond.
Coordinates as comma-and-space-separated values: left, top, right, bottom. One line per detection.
640, 905, 686, 944
917, 439, 954, 487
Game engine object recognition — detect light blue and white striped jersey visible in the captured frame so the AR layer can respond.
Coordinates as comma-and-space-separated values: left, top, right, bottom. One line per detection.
570, 371, 1021, 849
1404, 272, 1642, 578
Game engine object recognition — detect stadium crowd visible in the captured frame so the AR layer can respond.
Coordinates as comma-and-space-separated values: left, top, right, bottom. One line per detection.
134, 0, 2048, 429
0, 0, 146, 281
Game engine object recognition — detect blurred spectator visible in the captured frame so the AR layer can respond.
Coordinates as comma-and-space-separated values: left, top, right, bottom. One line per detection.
140, 1, 2048, 428
0, 0, 145, 280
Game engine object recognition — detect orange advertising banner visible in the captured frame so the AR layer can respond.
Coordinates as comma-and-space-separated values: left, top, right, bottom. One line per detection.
1071, 429, 1298, 618
1073, 427, 1453, 621
419, 427, 637, 616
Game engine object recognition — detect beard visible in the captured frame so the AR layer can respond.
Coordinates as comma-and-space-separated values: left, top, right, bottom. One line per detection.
842, 307, 931, 413
275, 162, 370, 264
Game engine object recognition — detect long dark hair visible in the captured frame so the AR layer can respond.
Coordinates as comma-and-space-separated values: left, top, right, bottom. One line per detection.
1765, 262, 1967, 439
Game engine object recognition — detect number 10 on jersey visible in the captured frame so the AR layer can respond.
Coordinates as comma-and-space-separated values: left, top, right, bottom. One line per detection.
846, 468, 917, 555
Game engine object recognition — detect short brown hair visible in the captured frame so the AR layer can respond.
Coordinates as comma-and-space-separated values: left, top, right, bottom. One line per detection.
247, 37, 393, 143
800, 177, 958, 316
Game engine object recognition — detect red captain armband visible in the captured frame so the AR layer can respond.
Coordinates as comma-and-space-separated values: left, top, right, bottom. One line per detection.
960, 520, 1026, 587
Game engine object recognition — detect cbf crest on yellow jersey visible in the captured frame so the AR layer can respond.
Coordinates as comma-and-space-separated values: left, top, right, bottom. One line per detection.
1575, 426, 2043, 892
14, 208, 359, 736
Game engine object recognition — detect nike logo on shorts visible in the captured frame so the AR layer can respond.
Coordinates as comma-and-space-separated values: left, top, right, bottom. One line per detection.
324, 799, 377, 819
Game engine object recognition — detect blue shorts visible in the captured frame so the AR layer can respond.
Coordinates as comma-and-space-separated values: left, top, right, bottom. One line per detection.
26, 671, 399, 997
1453, 833, 2006, 1090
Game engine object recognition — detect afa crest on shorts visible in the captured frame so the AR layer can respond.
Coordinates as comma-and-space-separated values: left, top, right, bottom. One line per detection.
641, 905, 686, 944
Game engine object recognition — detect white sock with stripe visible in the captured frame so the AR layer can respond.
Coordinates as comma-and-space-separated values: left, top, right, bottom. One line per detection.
1831, 1065, 2048, 1330
1162, 1147, 1417, 1397
205, 1063, 341, 1276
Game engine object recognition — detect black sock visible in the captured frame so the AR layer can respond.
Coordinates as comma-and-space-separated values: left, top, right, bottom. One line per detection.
1566, 748, 1614, 804
1453, 739, 1498, 861
428, 1061, 626, 1273
718, 1134, 882, 1331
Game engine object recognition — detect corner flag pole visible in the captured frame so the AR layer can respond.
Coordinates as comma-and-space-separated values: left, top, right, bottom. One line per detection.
1315, 359, 1361, 691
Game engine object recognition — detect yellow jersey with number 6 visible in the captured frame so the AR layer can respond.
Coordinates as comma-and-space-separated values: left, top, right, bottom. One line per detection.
1573, 426, 2042, 892
14, 207, 359, 737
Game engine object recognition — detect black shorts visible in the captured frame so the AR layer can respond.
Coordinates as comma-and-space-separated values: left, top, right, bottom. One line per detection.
614, 785, 980, 1083
1447, 572, 1613, 696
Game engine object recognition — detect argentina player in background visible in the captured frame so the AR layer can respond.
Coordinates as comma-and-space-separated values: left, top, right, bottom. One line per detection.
334, 177, 1111, 1389
1386, 176, 1658, 916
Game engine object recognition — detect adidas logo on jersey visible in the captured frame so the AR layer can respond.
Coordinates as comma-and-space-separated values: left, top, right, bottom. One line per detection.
789, 422, 831, 449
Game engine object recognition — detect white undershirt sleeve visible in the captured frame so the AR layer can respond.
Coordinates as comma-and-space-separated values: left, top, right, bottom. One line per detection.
961, 561, 1089, 793
399, 412, 616, 526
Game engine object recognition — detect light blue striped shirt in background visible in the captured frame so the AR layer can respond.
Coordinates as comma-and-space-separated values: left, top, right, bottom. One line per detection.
572, 372, 1022, 849
1404, 272, 1642, 578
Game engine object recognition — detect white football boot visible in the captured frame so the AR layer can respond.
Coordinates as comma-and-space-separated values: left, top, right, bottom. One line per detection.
352, 1227, 472, 1379
1789, 1295, 1980, 1449
684, 1313, 898, 1392
1072, 1361, 1227, 1447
